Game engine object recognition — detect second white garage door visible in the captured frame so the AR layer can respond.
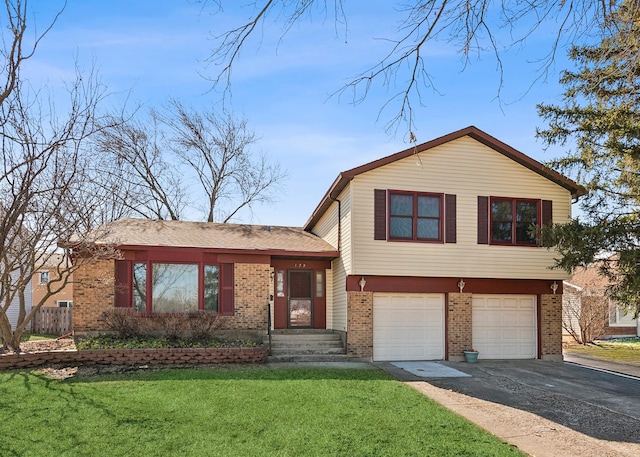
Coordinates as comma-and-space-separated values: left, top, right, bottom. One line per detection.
373, 293, 445, 361
472, 294, 537, 359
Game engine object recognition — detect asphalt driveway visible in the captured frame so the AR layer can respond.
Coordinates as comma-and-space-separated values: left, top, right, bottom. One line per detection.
376, 358, 640, 457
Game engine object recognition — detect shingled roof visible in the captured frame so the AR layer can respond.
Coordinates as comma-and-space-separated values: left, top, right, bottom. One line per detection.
89, 218, 338, 258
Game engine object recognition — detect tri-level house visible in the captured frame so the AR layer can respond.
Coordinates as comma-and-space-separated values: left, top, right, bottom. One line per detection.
71, 126, 584, 361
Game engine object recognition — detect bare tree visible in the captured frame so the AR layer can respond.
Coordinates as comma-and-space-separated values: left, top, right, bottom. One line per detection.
92, 115, 187, 221
97, 101, 286, 223
160, 100, 285, 223
563, 287, 608, 345
0, 1, 122, 352
202, 0, 636, 135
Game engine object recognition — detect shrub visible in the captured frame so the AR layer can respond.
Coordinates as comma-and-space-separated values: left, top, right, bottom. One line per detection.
100, 309, 142, 339
100, 309, 222, 340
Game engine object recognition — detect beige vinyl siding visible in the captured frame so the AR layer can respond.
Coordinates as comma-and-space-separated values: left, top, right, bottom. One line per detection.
309, 186, 351, 331
350, 136, 572, 280
325, 267, 334, 329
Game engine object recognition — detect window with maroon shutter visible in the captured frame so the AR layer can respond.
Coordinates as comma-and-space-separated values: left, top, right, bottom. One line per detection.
114, 260, 131, 307
118, 259, 234, 314
375, 190, 455, 243
478, 196, 489, 244
445, 194, 457, 243
219, 263, 235, 315
374, 189, 386, 240
541, 200, 553, 247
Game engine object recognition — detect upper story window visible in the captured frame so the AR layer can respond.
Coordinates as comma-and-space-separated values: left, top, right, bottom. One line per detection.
491, 198, 539, 245
389, 191, 442, 241
38, 271, 49, 285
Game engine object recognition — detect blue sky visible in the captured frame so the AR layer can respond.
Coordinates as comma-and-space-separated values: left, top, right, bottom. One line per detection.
26, 0, 575, 226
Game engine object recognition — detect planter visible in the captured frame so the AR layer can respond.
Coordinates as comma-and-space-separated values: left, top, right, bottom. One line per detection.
463, 350, 479, 363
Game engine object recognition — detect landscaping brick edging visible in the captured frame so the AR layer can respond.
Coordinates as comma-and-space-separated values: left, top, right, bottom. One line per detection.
0, 347, 269, 370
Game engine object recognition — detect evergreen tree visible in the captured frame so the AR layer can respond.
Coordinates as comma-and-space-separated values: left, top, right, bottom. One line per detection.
537, 1, 640, 318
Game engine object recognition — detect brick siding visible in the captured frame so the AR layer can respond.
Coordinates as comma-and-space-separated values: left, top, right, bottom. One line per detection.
218, 263, 270, 331
346, 291, 373, 358
447, 292, 472, 359
73, 259, 116, 332
540, 293, 563, 360
73, 261, 270, 334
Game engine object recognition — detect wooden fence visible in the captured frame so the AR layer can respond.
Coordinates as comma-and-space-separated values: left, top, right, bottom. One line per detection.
32, 307, 72, 335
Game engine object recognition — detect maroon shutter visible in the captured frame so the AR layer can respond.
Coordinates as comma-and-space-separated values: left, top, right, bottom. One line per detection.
220, 263, 234, 316
478, 196, 489, 244
541, 200, 553, 247
374, 189, 387, 240
444, 194, 457, 243
541, 200, 553, 226
114, 260, 131, 308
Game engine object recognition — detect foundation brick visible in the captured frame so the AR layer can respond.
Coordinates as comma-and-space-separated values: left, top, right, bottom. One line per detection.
447, 292, 473, 359
346, 291, 373, 358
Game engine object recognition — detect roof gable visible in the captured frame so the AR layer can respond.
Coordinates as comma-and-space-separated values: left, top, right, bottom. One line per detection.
304, 126, 585, 230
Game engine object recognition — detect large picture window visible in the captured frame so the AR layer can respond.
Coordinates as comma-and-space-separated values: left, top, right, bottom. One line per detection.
491, 198, 540, 245
122, 261, 232, 314
389, 191, 442, 241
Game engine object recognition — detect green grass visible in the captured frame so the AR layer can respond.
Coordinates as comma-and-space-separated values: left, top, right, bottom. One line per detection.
565, 337, 640, 366
0, 367, 523, 457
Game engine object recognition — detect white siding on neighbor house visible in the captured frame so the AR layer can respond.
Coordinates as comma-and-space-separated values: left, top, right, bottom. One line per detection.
309, 186, 351, 332
5, 271, 32, 330
349, 136, 572, 280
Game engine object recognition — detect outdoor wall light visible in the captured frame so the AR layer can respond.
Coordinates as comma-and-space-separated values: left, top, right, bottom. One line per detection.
359, 276, 367, 291
550, 281, 558, 294
457, 279, 466, 293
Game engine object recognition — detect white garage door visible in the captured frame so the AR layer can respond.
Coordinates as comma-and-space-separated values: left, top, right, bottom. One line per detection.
472, 295, 536, 359
373, 293, 445, 361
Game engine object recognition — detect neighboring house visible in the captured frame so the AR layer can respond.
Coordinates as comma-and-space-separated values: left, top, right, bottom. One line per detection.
71, 126, 584, 361
32, 257, 74, 309
563, 262, 638, 340
4, 270, 32, 331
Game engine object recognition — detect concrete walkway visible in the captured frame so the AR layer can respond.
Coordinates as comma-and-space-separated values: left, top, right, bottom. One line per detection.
564, 352, 640, 378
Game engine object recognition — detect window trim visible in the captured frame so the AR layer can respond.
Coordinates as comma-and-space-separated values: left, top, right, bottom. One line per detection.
489, 197, 541, 246
388, 190, 444, 243
119, 259, 233, 316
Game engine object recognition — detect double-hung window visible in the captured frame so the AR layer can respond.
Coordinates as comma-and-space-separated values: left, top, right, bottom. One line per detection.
491, 198, 540, 245
389, 191, 442, 241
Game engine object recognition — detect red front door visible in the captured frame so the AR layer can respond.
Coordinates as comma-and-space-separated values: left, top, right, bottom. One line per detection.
272, 261, 328, 329
288, 270, 313, 327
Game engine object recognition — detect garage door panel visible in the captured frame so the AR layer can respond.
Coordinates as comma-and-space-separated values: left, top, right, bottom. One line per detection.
473, 294, 537, 360
373, 293, 445, 361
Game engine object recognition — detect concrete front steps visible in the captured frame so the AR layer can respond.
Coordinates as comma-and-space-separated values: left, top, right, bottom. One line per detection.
266, 329, 347, 362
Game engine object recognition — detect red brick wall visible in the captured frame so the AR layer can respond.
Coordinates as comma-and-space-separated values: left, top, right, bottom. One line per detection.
540, 293, 563, 360
73, 259, 115, 332
218, 263, 270, 332
73, 260, 269, 334
447, 293, 472, 359
347, 291, 373, 358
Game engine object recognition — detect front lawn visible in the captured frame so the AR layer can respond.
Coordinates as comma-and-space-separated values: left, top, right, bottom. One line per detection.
0, 366, 523, 457
565, 338, 640, 367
